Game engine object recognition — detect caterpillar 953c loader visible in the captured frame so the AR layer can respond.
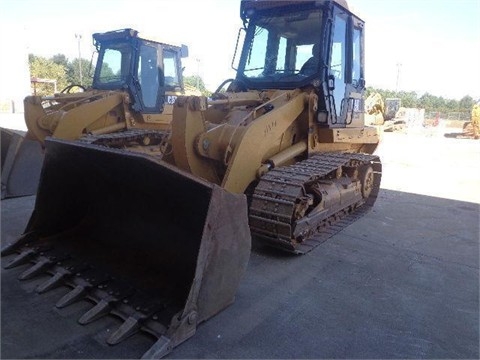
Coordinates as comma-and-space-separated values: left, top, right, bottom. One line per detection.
2, 0, 381, 358
1, 28, 188, 199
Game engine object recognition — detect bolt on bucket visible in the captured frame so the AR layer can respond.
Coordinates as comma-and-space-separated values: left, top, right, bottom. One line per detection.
1, 138, 251, 358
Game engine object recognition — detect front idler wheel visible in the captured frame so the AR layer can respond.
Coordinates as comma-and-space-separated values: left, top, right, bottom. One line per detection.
360, 165, 374, 199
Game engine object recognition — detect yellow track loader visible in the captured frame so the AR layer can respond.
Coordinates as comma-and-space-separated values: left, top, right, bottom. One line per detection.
1, 28, 188, 198
364, 92, 405, 132
445, 101, 480, 139
2, 0, 382, 358
25, 28, 188, 146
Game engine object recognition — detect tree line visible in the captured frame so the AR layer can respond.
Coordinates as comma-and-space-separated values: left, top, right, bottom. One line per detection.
29, 54, 92, 95
28, 53, 212, 97
365, 87, 475, 115
28, 53, 476, 115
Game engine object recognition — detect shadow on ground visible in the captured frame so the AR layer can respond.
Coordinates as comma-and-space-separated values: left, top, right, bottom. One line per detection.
1, 188, 479, 359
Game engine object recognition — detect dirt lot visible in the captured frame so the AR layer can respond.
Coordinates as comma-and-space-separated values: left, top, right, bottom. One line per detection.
377, 128, 480, 203
1, 128, 479, 359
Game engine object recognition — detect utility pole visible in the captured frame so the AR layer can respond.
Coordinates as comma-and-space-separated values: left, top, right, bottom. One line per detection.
75, 34, 83, 85
196, 58, 200, 90
395, 62, 402, 92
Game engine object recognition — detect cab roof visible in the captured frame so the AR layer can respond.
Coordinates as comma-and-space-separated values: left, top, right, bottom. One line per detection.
240, 0, 353, 22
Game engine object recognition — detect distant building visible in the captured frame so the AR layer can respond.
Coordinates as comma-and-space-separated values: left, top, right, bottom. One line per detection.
0, 26, 31, 114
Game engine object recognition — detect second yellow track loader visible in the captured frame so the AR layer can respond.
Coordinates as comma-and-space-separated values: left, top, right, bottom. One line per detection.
1, 29, 188, 199
25, 28, 188, 146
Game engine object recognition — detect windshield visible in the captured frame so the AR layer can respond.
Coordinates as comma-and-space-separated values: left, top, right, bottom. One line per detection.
95, 42, 133, 87
239, 8, 323, 86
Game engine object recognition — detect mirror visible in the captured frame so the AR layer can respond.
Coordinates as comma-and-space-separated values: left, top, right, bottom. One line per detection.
231, 27, 246, 70
180, 44, 189, 58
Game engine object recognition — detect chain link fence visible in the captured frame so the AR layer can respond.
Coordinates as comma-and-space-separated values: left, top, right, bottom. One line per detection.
423, 111, 471, 129
424, 111, 471, 121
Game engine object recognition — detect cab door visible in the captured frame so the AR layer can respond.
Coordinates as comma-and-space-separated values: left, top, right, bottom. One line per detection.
136, 41, 164, 112
344, 16, 365, 127
328, 8, 348, 126
328, 6, 365, 127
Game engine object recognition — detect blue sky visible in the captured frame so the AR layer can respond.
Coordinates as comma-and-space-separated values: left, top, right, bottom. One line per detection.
348, 0, 480, 99
0, 0, 479, 100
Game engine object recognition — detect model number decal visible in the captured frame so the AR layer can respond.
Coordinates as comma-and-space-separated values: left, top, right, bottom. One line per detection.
264, 120, 277, 136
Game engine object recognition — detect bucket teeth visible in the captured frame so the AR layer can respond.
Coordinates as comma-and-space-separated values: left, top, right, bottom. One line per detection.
107, 317, 141, 345
18, 258, 52, 280
55, 268, 110, 308
56, 285, 87, 308
36, 272, 66, 294
4, 249, 35, 269
141, 336, 173, 359
36, 261, 89, 294
78, 299, 112, 325
1, 232, 37, 256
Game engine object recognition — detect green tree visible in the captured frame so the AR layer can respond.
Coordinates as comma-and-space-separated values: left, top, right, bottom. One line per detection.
365, 85, 474, 119
67, 58, 94, 87
52, 54, 77, 87
183, 75, 211, 96
418, 92, 436, 111
445, 99, 458, 111
51, 54, 68, 68
397, 91, 418, 108
458, 95, 474, 112
29, 54, 68, 96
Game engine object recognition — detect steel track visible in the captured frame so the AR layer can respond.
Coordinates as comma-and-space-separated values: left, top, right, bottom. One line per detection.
79, 129, 169, 147
249, 152, 382, 253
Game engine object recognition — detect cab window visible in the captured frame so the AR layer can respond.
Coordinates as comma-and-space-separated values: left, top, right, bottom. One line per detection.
137, 44, 160, 108
164, 49, 180, 90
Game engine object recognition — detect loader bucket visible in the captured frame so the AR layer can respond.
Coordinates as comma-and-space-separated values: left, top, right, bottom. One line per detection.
2, 138, 251, 358
1, 127, 44, 199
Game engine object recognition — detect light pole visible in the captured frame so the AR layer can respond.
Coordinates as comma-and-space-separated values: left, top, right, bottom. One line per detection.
75, 33, 83, 85
395, 62, 402, 93
196, 58, 200, 90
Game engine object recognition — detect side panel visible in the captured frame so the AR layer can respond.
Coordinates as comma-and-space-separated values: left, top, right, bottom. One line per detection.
1, 128, 44, 199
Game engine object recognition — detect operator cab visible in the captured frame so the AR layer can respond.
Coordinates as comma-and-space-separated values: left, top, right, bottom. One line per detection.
92, 28, 188, 114
237, 0, 365, 127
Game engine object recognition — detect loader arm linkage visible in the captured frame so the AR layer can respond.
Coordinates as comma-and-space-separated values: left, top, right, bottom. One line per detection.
24, 91, 126, 145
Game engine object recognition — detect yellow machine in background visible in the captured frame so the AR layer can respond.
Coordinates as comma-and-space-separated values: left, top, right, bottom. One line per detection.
444, 101, 480, 139
364, 92, 386, 125
1, 29, 188, 198
2, 0, 382, 358
468, 101, 480, 139
364, 92, 407, 132
25, 28, 188, 146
